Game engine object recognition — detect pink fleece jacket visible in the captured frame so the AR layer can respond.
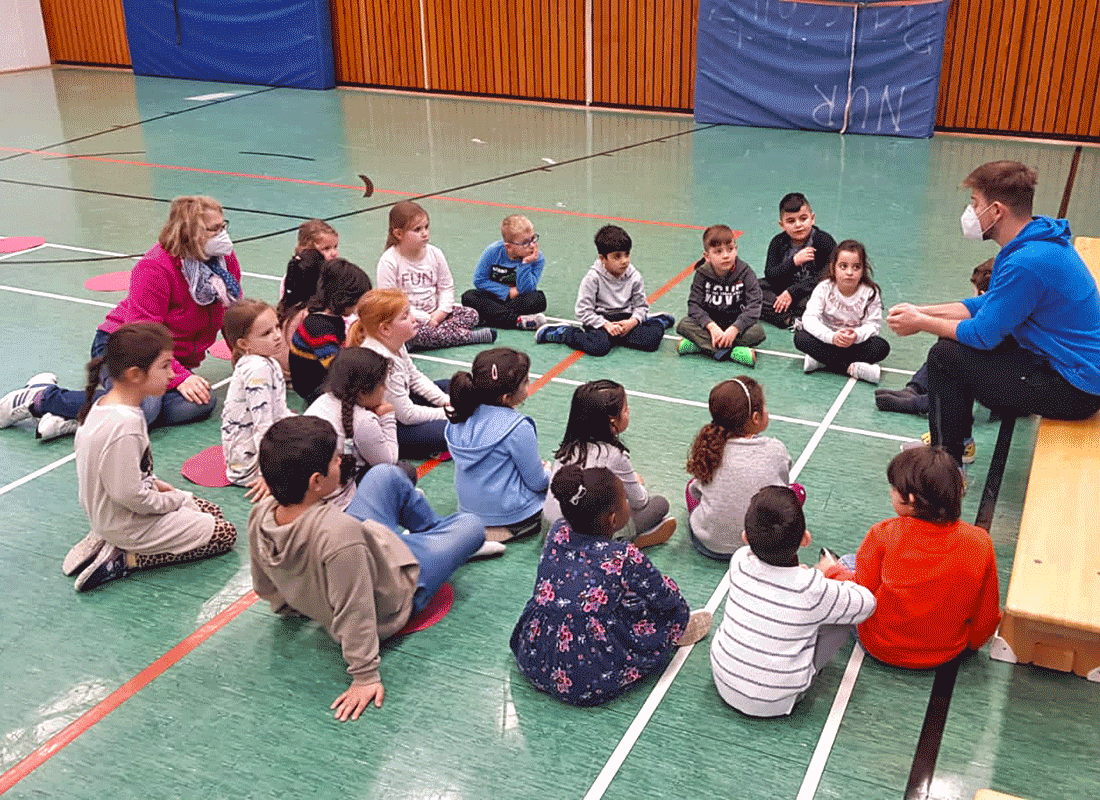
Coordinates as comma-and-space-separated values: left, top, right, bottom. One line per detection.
99, 244, 242, 389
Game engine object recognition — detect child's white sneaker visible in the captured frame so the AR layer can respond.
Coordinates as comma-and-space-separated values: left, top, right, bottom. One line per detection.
847, 362, 881, 384
36, 413, 78, 441
517, 313, 547, 330
803, 354, 825, 374
62, 531, 106, 576
0, 373, 57, 428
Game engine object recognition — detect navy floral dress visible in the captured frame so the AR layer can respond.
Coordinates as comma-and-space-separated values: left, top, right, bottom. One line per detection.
510, 519, 690, 706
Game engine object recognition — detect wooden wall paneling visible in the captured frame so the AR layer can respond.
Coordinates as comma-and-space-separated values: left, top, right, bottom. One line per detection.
1083, 1, 1100, 136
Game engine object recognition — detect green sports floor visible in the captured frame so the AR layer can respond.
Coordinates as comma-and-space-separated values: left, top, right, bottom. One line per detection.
1, 66, 1098, 800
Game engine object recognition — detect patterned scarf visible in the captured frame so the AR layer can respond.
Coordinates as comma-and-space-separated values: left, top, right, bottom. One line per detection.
180, 256, 242, 307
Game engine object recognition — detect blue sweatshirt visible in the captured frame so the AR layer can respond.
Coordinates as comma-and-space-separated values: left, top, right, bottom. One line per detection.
957, 216, 1100, 396
445, 405, 550, 525
472, 241, 547, 300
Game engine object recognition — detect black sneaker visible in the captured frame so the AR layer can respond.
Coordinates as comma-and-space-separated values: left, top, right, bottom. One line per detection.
74, 546, 130, 592
875, 387, 928, 415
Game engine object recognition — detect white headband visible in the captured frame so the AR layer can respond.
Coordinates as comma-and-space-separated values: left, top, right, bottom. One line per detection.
732, 378, 752, 417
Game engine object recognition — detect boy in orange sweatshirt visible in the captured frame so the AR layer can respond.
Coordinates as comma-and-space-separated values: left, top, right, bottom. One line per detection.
820, 445, 1001, 668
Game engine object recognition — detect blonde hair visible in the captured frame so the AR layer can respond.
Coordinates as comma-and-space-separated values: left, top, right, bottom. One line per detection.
346, 288, 409, 347
385, 201, 428, 249
501, 214, 532, 241
295, 219, 337, 255
158, 196, 223, 261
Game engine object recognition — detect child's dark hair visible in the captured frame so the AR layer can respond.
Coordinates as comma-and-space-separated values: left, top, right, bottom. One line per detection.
687, 377, 764, 484
886, 445, 963, 524
446, 347, 531, 423
385, 201, 428, 249
259, 416, 338, 506
554, 379, 628, 464
308, 258, 373, 315
222, 298, 272, 366
779, 192, 810, 215
703, 225, 735, 250
971, 257, 994, 294
826, 239, 881, 296
278, 248, 326, 324
744, 485, 806, 566
79, 323, 173, 424
323, 348, 390, 483
551, 465, 623, 536
594, 224, 632, 256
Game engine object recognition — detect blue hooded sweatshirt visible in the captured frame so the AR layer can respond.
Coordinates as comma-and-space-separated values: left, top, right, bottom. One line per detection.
957, 216, 1100, 395
445, 405, 550, 526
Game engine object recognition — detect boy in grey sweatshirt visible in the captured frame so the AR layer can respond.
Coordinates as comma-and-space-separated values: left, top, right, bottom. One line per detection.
534, 225, 673, 356
676, 224, 766, 366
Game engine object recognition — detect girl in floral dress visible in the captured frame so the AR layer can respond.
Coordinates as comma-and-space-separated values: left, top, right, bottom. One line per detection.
510, 465, 711, 706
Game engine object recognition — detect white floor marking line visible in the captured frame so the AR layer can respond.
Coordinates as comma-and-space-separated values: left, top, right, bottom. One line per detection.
795, 645, 866, 800
0, 284, 114, 309
186, 91, 242, 101
0, 245, 47, 261
45, 243, 139, 258
239, 270, 280, 282
0, 453, 76, 498
583, 380, 857, 800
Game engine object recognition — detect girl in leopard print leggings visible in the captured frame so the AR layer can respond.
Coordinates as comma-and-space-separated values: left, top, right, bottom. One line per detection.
63, 322, 237, 592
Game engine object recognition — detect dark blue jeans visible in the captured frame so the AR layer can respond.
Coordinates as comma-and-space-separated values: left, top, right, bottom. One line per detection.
559, 315, 666, 357
396, 378, 450, 459
34, 329, 216, 426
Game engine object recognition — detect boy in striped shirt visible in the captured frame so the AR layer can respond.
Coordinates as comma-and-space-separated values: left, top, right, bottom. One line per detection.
710, 486, 875, 717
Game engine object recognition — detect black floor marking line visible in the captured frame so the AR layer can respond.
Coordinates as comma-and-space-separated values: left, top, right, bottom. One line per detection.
0, 124, 719, 264
1057, 146, 1082, 219
0, 86, 277, 165
901, 150, 1083, 797
239, 151, 316, 161
42, 151, 146, 161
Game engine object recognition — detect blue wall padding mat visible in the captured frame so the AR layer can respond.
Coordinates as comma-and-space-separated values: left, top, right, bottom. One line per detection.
122, 0, 335, 90
695, 1, 950, 138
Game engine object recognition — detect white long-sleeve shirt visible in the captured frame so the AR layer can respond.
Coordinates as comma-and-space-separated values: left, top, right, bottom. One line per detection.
801, 281, 883, 344
359, 335, 449, 425
376, 244, 455, 323
221, 354, 294, 484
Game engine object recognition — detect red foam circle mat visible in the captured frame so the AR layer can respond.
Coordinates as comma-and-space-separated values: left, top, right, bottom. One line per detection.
180, 444, 231, 487
84, 271, 132, 292
208, 340, 232, 360
397, 582, 454, 635
0, 236, 46, 253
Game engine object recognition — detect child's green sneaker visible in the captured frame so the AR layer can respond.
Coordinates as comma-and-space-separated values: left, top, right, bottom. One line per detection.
920, 432, 975, 463
729, 346, 757, 368
677, 338, 703, 356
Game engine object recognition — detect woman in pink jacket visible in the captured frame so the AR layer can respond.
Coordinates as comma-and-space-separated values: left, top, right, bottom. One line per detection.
0, 196, 242, 439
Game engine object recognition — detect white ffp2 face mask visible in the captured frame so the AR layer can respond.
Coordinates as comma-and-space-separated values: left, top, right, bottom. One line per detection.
204, 230, 234, 258
960, 204, 990, 241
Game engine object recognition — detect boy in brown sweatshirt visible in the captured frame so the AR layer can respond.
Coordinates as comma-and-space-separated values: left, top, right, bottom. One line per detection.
249, 416, 484, 720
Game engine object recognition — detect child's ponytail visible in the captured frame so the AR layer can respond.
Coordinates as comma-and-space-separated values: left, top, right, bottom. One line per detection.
446, 347, 531, 424
322, 347, 390, 480
78, 355, 107, 425
686, 377, 764, 484
550, 465, 621, 536
78, 323, 174, 425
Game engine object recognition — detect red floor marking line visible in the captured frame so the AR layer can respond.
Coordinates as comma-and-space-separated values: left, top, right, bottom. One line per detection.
0, 146, 705, 231
0, 590, 260, 794
647, 260, 707, 304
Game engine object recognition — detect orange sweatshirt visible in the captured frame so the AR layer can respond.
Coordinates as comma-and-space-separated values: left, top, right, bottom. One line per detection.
826, 515, 1001, 668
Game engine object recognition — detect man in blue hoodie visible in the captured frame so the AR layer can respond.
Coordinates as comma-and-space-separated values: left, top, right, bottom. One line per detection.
887, 160, 1100, 467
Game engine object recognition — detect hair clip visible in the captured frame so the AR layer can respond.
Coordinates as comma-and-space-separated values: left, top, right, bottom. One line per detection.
491, 363, 499, 381
569, 484, 587, 505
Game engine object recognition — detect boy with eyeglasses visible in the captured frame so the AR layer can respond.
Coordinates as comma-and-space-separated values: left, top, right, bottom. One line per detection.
461, 214, 548, 330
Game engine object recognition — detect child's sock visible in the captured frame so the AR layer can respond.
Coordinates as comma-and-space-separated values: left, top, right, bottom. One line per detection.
677, 338, 702, 356
729, 347, 756, 367
468, 328, 498, 345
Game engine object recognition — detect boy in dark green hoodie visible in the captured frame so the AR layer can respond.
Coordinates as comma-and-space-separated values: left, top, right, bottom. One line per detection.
675, 225, 765, 366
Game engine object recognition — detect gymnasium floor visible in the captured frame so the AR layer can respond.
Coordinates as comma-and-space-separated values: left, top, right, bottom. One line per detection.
1, 66, 1098, 800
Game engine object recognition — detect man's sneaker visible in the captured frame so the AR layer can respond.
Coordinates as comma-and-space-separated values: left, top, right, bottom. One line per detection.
803, 354, 824, 373
74, 545, 130, 592
0, 373, 57, 428
535, 323, 570, 344
517, 313, 547, 330
36, 413, 78, 441
847, 361, 881, 384
62, 531, 106, 576
920, 431, 976, 464
677, 338, 703, 356
875, 386, 928, 415
675, 610, 713, 646
634, 517, 677, 548
648, 313, 676, 330
729, 347, 757, 368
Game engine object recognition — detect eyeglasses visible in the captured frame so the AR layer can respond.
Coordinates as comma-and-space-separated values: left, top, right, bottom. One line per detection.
206, 219, 230, 234
508, 233, 538, 248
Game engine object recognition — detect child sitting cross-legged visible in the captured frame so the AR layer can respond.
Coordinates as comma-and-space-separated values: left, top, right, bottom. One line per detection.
819, 445, 1001, 669
511, 465, 712, 706
710, 486, 875, 717
248, 416, 487, 721
676, 224, 765, 366
535, 224, 673, 356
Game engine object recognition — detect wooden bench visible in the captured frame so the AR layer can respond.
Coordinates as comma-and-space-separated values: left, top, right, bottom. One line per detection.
989, 237, 1100, 681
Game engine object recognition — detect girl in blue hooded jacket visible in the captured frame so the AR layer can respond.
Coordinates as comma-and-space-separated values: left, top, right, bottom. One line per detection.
445, 347, 549, 544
